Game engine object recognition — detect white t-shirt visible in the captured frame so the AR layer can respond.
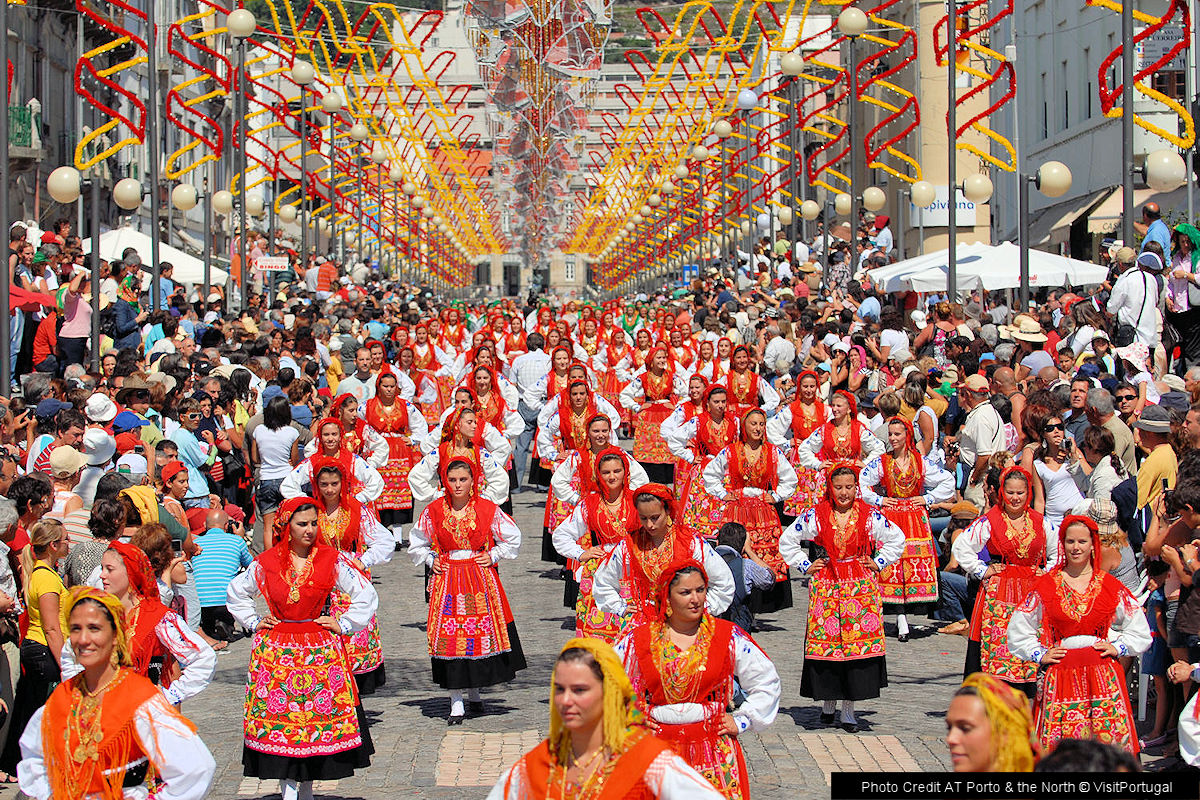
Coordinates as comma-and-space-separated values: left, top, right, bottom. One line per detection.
253, 425, 301, 480
878, 328, 909, 356
1129, 371, 1162, 404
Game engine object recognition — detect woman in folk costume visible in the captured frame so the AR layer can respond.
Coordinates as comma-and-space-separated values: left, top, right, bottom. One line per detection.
620, 346, 688, 484
409, 458, 526, 724
615, 561, 780, 800
280, 419, 384, 538
537, 378, 622, 563
412, 322, 458, 414
579, 317, 603, 359
409, 405, 511, 508
795, 390, 884, 516
692, 339, 728, 384
59, 541, 216, 705
667, 327, 696, 371
859, 417, 955, 642
523, 345, 575, 488
592, 484, 735, 634
226, 497, 378, 800
1007, 515, 1149, 754
465, 362, 524, 443
552, 448, 642, 640
396, 345, 445, 426
502, 315, 528, 358
17, 587, 216, 800
439, 307, 469, 352
489, 639, 722, 800
766, 370, 828, 520
424, 386, 515, 465
951, 465, 1060, 697
594, 328, 633, 431
302, 393, 387, 468
549, 413, 650, 513
724, 345, 780, 419
779, 463, 904, 732
312, 460, 394, 696
660, 374, 709, 490
531, 305, 557, 339
665, 385, 739, 541
613, 328, 655, 385
362, 366, 428, 536
702, 408, 799, 612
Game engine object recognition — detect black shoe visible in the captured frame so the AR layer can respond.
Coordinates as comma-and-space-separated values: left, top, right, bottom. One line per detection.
448, 714, 465, 726
468, 701, 484, 714
898, 632, 910, 642
841, 721, 858, 733
820, 713, 835, 725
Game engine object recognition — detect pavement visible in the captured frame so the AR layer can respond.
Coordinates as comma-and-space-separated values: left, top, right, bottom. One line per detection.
2, 487, 1178, 799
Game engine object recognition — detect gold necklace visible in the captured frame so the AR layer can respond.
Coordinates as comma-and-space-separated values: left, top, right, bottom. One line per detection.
284, 550, 316, 604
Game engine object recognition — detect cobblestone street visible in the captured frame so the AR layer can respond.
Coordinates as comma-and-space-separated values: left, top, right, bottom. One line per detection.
7, 490, 965, 799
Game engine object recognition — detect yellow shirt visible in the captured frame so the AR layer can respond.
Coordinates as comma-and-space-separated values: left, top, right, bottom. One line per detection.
24, 562, 64, 646
1137, 443, 1178, 509
327, 355, 346, 394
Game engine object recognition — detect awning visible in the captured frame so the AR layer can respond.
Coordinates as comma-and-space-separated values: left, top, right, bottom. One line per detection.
1025, 187, 1116, 247
1087, 184, 1190, 235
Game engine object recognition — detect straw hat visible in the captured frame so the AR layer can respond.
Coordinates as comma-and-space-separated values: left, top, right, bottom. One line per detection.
1006, 317, 1047, 343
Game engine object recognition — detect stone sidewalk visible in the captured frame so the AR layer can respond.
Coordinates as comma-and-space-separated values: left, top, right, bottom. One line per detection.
5, 489, 975, 799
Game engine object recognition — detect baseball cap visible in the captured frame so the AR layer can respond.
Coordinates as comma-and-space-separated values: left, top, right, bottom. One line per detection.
116, 453, 148, 477
958, 375, 990, 393
114, 431, 143, 454
35, 398, 72, 419
161, 460, 187, 483
112, 411, 150, 434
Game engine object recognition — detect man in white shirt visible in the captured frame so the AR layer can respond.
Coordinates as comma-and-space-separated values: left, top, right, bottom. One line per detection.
762, 324, 796, 376
510, 332, 551, 491
955, 375, 1004, 507
1109, 249, 1162, 349
333, 346, 376, 403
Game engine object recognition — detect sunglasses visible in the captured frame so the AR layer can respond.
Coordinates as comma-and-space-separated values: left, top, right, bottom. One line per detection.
1116, 395, 1136, 402
1043, 423, 1065, 432
184, 413, 201, 420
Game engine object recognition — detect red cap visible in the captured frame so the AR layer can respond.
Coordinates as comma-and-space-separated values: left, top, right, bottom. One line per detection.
40, 232, 56, 244
161, 460, 187, 483
114, 431, 142, 454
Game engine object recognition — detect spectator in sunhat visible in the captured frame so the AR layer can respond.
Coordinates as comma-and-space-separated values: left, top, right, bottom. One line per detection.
1114, 341, 1160, 415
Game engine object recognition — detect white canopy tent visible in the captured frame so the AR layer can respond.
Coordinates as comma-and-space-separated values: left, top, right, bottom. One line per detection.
867, 242, 1108, 293
82, 226, 229, 286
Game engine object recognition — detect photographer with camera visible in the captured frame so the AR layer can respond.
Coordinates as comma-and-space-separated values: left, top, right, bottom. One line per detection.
190, 506, 252, 646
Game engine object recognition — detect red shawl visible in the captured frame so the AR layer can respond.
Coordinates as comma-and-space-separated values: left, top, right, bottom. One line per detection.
557, 379, 601, 452
816, 391, 866, 462
426, 496, 499, 553
983, 466, 1048, 568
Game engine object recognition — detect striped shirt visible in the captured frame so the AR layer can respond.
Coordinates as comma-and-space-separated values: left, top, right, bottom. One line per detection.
191, 528, 253, 608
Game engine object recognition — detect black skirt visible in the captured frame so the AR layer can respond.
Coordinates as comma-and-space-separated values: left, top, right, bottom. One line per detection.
563, 574, 580, 609
757, 579, 794, 613
542, 529, 567, 566
242, 705, 374, 781
800, 656, 888, 701
431, 622, 527, 690
528, 460, 551, 489
354, 663, 387, 696
0, 640, 60, 773
640, 462, 675, 485
963, 640, 1036, 699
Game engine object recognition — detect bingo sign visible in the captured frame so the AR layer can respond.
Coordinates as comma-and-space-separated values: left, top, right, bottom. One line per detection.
682, 263, 699, 281
254, 256, 289, 272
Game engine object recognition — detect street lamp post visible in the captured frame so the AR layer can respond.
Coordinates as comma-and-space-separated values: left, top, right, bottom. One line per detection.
291, 60, 315, 272
228, 9, 255, 310
838, 6, 868, 274
146, 4, 162, 312
1018, 162, 1072, 307
322, 90, 343, 266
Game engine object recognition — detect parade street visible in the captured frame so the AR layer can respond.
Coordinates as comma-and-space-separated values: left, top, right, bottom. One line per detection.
7, 490, 961, 800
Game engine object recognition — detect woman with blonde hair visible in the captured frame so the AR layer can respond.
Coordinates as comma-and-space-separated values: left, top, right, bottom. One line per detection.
488, 638, 722, 799
946, 672, 1038, 772
0, 519, 69, 774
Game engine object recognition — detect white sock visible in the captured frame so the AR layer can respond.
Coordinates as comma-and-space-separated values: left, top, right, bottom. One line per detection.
823, 700, 836, 714
449, 690, 465, 717
280, 780, 299, 800
841, 700, 856, 723
896, 614, 910, 637
468, 688, 481, 703
391, 525, 405, 539
298, 782, 314, 800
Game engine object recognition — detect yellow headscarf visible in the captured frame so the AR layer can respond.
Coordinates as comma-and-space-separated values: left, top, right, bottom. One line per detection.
119, 486, 159, 525
549, 638, 641, 765
958, 672, 1037, 771
59, 586, 133, 667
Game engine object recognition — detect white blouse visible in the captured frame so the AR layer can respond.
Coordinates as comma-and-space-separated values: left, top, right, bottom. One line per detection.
858, 454, 956, 506
280, 455, 384, 505
326, 503, 395, 569
765, 404, 831, 447
408, 503, 523, 567
549, 451, 649, 508
779, 507, 905, 574
615, 623, 781, 735
618, 372, 690, 412
408, 447, 510, 505
950, 513, 1061, 581
795, 424, 885, 470
535, 395, 622, 462
487, 745, 724, 800
592, 537, 736, 617
302, 421, 390, 468
59, 610, 216, 706
19, 692, 217, 800
1007, 579, 1151, 664
701, 445, 798, 504
422, 416, 513, 464
225, 555, 379, 636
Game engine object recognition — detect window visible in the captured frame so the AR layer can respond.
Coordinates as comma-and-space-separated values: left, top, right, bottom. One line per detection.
1152, 71, 1186, 101
1060, 61, 1069, 131
564, 258, 576, 282
1040, 72, 1049, 139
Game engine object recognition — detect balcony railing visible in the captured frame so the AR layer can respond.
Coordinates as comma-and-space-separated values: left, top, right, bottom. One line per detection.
9, 106, 42, 152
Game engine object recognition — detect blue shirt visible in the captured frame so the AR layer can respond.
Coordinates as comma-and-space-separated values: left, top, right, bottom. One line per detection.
857, 296, 881, 322
173, 428, 212, 501
191, 528, 253, 607
1143, 219, 1171, 256
366, 320, 389, 341
158, 277, 175, 309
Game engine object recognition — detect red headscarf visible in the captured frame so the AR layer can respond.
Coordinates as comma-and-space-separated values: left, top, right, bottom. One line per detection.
634, 482, 675, 517
558, 379, 601, 452
816, 390, 865, 462
313, 416, 356, 481
1034, 513, 1124, 639
728, 408, 777, 492
813, 462, 875, 569
469, 363, 508, 426
310, 455, 365, 552
882, 415, 925, 489
653, 558, 707, 621
984, 465, 1048, 568
105, 541, 182, 684
581, 447, 639, 544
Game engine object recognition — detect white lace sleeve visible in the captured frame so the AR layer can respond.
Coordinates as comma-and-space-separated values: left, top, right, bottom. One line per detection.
860, 427, 885, 463
699, 539, 735, 615
869, 509, 905, 569
156, 612, 217, 705
796, 428, 824, 470
766, 407, 792, 446
859, 456, 885, 505
592, 540, 629, 615
489, 508, 523, 562
701, 449, 731, 500
730, 626, 781, 734
225, 562, 264, 631
770, 447, 797, 503
360, 507, 395, 568
552, 504, 588, 562
133, 694, 218, 800
952, 516, 993, 580
550, 454, 582, 507
1007, 591, 1046, 663
353, 457, 384, 504
334, 555, 379, 634
665, 416, 697, 462
408, 452, 442, 503
408, 507, 436, 568
780, 510, 819, 572
758, 379, 780, 414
